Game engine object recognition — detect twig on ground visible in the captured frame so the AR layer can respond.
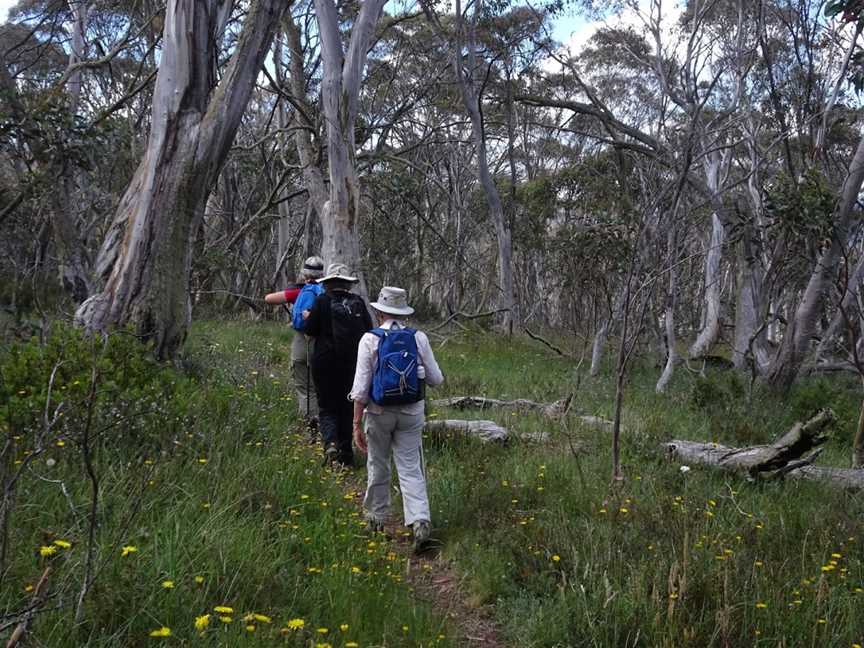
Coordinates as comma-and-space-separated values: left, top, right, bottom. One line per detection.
524, 327, 573, 358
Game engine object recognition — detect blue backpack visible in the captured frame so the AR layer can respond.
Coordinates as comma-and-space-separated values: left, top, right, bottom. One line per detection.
370, 326, 423, 406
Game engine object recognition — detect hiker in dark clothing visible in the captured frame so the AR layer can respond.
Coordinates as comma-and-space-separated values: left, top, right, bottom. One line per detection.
303, 263, 372, 467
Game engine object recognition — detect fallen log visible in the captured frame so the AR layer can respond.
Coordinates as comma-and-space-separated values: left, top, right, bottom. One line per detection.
425, 419, 508, 443
665, 409, 834, 475
663, 409, 864, 489
431, 394, 573, 418
783, 464, 864, 490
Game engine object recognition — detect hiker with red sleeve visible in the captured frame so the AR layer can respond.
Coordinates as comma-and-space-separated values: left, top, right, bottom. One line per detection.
264, 256, 325, 431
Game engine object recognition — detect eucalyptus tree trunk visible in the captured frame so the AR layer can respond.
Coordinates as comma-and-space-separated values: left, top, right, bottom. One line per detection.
590, 290, 625, 377
732, 158, 770, 371
76, 0, 286, 359
0, 9, 93, 302
313, 0, 386, 296
732, 232, 770, 371
766, 132, 864, 390
690, 153, 728, 358
273, 32, 295, 286
452, 0, 518, 333
284, 14, 328, 219
814, 253, 864, 362
50, 0, 93, 303
656, 227, 678, 393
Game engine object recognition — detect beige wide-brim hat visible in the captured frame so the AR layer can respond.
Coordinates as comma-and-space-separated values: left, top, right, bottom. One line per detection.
317, 262, 358, 283
371, 286, 414, 316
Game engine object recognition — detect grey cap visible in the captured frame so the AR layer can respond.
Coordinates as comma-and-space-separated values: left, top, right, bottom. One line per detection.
301, 256, 325, 279
370, 286, 414, 316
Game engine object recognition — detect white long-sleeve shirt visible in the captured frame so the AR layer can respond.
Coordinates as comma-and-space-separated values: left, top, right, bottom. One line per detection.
350, 319, 444, 415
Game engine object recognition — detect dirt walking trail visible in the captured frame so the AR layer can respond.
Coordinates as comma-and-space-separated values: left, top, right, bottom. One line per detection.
335, 460, 505, 647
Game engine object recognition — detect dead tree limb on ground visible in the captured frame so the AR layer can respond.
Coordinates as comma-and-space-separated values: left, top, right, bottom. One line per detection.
663, 410, 864, 489
523, 327, 573, 358
425, 419, 508, 443
430, 394, 573, 418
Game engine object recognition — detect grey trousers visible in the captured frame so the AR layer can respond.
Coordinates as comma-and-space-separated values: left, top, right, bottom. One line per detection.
363, 409, 430, 526
290, 333, 318, 420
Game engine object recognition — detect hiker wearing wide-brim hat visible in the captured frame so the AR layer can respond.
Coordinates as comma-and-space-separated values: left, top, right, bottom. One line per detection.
303, 263, 372, 467
369, 286, 415, 316
349, 286, 444, 553
264, 256, 325, 434
316, 263, 359, 284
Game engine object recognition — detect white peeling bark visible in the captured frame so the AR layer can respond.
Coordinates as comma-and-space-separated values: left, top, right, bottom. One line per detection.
313, 0, 385, 297
690, 211, 725, 358
76, 0, 286, 358
656, 229, 678, 393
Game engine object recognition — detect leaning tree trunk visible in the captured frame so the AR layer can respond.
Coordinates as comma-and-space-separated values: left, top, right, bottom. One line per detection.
76, 0, 286, 358
452, 0, 518, 333
313, 0, 386, 298
656, 227, 678, 393
813, 251, 864, 362
766, 132, 864, 390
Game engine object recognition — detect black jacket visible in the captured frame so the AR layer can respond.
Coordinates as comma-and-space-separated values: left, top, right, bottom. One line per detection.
304, 289, 372, 408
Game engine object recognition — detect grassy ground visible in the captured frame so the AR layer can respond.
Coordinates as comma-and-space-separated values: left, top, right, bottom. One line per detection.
1, 319, 863, 646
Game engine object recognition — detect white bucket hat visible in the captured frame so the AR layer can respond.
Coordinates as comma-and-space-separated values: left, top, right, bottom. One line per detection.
371, 286, 414, 316
317, 262, 358, 283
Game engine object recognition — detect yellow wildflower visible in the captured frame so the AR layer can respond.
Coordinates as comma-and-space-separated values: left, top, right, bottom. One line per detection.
755, 602, 767, 609
121, 545, 138, 557
39, 545, 57, 557
340, 623, 349, 631
194, 575, 204, 584
161, 580, 174, 589
346, 643, 359, 648
149, 626, 171, 637
245, 625, 255, 632
317, 627, 329, 634
214, 605, 233, 614
219, 616, 233, 624
253, 613, 271, 623
53, 539, 72, 549
287, 618, 305, 630
194, 614, 210, 631
551, 554, 561, 562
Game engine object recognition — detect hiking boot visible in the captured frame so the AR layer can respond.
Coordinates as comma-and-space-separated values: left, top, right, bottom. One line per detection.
323, 443, 339, 466
412, 520, 431, 553
367, 518, 384, 534
306, 417, 319, 444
